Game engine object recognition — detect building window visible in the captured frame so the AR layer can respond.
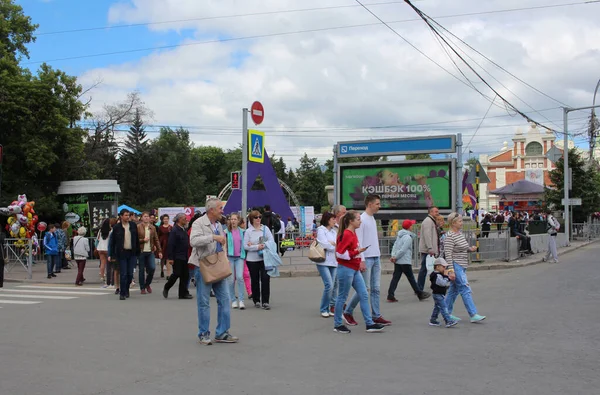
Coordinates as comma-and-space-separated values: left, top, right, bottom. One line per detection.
525, 142, 543, 156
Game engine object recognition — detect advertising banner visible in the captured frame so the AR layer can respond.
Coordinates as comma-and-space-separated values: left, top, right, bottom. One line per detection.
339, 160, 454, 211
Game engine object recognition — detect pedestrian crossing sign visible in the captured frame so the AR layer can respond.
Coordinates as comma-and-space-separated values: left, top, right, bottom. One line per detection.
248, 129, 265, 163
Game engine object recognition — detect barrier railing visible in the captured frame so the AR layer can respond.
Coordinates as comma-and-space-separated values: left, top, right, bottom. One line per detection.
571, 223, 600, 241
2, 238, 34, 279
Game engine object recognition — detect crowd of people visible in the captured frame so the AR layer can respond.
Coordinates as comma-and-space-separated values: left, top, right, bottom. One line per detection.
23, 195, 569, 344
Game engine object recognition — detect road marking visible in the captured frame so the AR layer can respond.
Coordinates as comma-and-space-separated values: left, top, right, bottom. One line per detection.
0, 300, 41, 305
0, 289, 111, 296
16, 285, 114, 292
0, 294, 78, 300
16, 285, 139, 292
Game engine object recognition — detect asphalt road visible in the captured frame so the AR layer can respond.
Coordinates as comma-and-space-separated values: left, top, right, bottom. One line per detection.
1, 244, 599, 395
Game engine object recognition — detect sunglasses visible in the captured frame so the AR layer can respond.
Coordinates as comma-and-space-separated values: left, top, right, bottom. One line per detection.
253, 216, 261, 219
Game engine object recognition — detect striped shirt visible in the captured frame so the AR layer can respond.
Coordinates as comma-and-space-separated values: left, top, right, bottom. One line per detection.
443, 230, 471, 270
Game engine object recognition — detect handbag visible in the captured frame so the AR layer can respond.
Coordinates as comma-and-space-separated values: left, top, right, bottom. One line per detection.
308, 240, 326, 263
199, 251, 232, 284
64, 249, 72, 260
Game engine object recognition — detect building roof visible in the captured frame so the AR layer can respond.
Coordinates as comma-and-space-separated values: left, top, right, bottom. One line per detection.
57, 180, 121, 195
490, 179, 545, 195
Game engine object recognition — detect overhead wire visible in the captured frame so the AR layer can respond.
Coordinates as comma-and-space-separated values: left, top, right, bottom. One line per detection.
25, 1, 599, 65
36, 1, 598, 37
402, 0, 565, 133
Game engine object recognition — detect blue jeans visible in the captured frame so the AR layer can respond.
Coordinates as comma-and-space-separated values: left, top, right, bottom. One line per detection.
46, 254, 58, 275
446, 263, 478, 317
417, 253, 429, 291
316, 265, 337, 314
431, 294, 451, 323
194, 267, 231, 338
334, 265, 375, 327
228, 257, 245, 303
345, 257, 381, 319
138, 252, 156, 289
118, 252, 137, 297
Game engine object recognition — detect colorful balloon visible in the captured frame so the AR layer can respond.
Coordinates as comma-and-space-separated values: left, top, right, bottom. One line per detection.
37, 222, 47, 232
23, 204, 31, 214
8, 205, 21, 214
19, 226, 26, 238
17, 214, 28, 225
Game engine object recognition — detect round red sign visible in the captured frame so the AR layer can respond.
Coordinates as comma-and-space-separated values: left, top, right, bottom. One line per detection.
250, 101, 264, 125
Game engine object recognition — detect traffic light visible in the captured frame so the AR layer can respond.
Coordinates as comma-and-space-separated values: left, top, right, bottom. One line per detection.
231, 171, 240, 190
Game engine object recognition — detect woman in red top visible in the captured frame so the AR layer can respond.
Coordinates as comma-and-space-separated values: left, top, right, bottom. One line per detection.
333, 211, 385, 334
157, 215, 172, 278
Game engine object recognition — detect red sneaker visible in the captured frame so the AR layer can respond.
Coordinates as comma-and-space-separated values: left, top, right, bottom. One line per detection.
141, 289, 147, 295
146, 285, 152, 294
374, 316, 392, 326
330, 305, 335, 314
343, 313, 358, 326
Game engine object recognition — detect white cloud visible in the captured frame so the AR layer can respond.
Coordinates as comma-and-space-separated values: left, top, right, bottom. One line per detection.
78, 0, 600, 168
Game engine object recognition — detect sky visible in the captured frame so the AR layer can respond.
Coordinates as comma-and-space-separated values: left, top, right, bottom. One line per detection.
17, 0, 600, 168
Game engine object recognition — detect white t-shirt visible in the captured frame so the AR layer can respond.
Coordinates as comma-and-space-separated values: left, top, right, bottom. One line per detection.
278, 220, 285, 235
356, 212, 381, 259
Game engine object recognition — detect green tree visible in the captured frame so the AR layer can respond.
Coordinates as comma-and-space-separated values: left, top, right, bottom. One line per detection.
406, 153, 432, 160
546, 149, 600, 222
295, 153, 327, 211
118, 109, 151, 205
0, 1, 89, 215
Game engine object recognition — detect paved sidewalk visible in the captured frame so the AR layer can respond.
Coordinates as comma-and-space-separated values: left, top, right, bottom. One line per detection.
4, 239, 597, 284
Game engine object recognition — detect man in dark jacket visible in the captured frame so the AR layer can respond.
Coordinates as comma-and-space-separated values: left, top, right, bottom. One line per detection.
108, 209, 140, 300
261, 205, 281, 234
163, 213, 192, 299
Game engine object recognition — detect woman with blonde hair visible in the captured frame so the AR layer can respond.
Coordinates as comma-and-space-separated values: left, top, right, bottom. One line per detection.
444, 213, 486, 323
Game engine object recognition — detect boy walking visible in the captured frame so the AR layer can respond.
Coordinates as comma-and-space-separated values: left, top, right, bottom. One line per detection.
429, 258, 458, 328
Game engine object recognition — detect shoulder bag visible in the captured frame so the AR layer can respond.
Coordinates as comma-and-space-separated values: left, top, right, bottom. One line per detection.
308, 239, 326, 263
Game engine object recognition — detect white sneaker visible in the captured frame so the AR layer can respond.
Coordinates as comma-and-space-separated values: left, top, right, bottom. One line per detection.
321, 312, 330, 318
107, 285, 115, 290
232, 301, 239, 309
239, 301, 245, 310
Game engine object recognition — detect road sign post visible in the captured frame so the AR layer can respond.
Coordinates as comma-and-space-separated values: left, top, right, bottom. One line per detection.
242, 101, 264, 217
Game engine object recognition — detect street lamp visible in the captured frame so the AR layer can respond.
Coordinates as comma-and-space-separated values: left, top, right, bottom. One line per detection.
563, 103, 600, 244
590, 79, 600, 159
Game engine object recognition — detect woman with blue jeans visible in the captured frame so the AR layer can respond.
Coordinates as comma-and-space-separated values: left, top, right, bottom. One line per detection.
225, 213, 246, 310
443, 213, 486, 323
315, 212, 338, 317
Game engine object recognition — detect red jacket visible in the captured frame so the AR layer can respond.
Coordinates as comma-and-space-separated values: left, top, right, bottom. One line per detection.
336, 229, 362, 271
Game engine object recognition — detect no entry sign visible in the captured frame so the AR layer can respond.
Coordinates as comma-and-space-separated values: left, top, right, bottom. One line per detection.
250, 101, 264, 125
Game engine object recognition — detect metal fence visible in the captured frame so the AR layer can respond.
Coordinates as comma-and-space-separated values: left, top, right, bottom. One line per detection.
571, 223, 600, 241
2, 238, 34, 279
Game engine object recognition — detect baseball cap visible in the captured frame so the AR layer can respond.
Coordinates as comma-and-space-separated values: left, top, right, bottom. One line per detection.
402, 219, 416, 229
434, 257, 448, 267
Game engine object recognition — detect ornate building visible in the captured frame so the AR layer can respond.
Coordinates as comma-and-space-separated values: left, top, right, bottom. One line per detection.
479, 123, 567, 211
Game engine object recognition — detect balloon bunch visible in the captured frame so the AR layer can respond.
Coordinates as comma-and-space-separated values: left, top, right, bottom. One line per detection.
2, 194, 40, 250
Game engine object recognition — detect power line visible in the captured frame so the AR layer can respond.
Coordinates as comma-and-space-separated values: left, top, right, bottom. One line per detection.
36, 1, 598, 37
25, 1, 599, 65
36, 1, 408, 36
402, 0, 568, 133
463, 95, 497, 154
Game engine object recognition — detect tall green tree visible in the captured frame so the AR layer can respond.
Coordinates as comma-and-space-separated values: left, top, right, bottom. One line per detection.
545, 149, 600, 222
0, 1, 88, 216
295, 153, 327, 211
118, 109, 151, 204
406, 153, 432, 160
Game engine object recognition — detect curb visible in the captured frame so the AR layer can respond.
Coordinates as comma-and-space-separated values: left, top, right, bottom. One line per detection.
5, 240, 597, 283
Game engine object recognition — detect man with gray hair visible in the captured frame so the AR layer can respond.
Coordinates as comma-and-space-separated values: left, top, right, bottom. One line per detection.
163, 213, 192, 299
189, 198, 238, 345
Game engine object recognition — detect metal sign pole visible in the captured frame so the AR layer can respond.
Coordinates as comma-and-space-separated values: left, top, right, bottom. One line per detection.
456, 133, 463, 214
333, 144, 338, 206
242, 108, 249, 218
563, 107, 570, 245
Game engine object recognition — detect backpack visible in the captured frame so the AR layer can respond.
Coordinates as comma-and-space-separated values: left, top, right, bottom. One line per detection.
262, 212, 281, 233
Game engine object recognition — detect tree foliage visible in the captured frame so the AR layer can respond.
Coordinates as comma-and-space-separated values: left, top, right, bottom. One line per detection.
545, 149, 600, 222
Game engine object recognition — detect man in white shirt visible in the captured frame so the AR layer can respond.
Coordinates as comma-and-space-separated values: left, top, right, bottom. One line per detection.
343, 194, 392, 327
542, 208, 560, 263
